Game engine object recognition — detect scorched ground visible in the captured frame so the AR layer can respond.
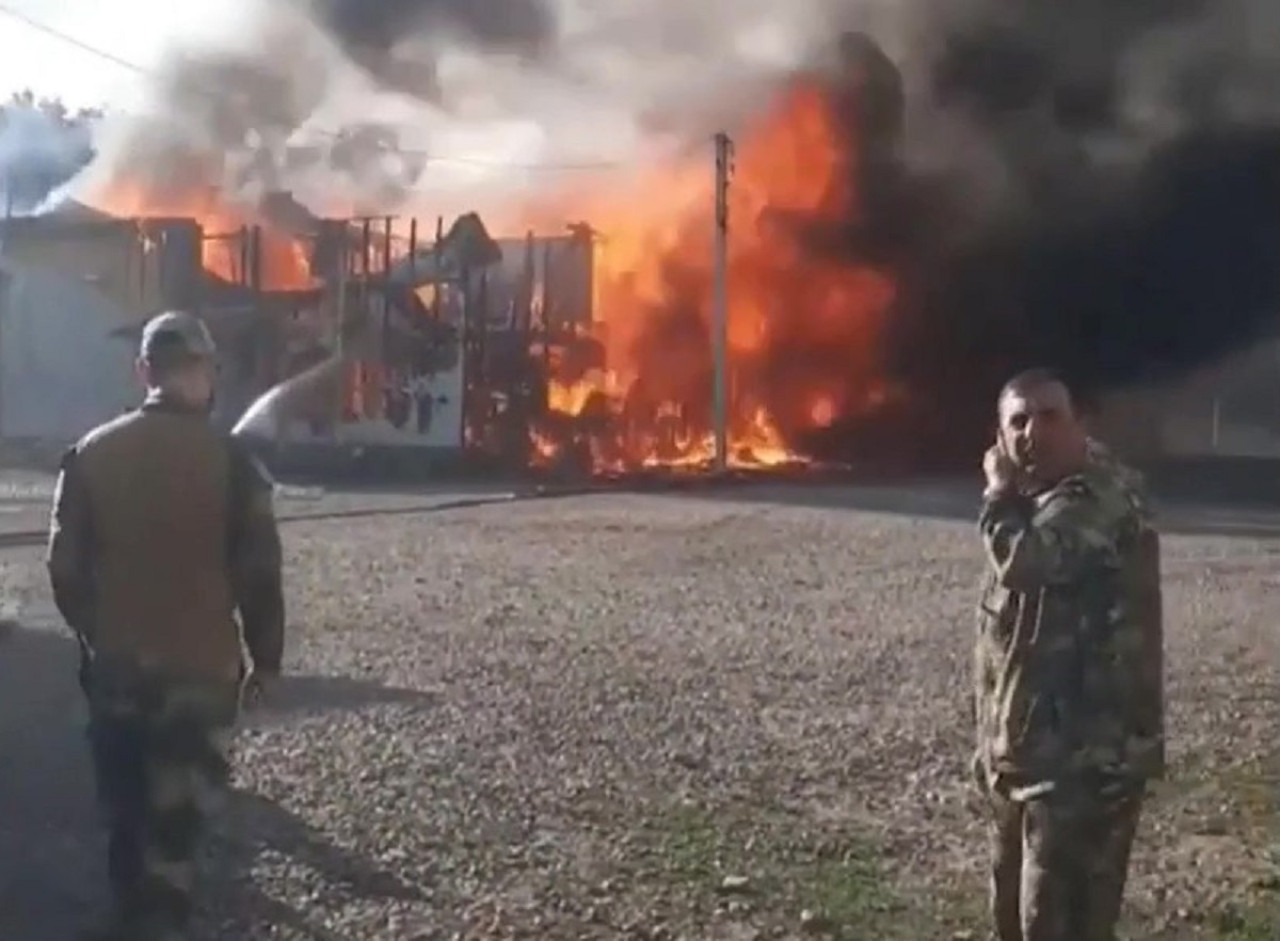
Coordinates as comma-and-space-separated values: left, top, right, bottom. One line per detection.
0, 480, 1276, 939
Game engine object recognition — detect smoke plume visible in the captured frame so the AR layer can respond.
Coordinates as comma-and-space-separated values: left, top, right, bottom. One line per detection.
65, 2, 440, 216
0, 98, 95, 214
786, 0, 1280, 464
306, 0, 559, 101
57, 0, 822, 220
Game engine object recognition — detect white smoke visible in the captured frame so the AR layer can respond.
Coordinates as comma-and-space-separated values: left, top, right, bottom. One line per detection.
41, 0, 839, 224
15, 0, 1280, 235
0, 97, 96, 214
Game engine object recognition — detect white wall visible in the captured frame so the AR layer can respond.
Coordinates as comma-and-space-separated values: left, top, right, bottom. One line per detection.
1157, 339, 1280, 458
0, 260, 138, 441
281, 360, 466, 450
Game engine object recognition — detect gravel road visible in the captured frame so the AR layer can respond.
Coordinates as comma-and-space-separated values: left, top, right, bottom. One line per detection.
1, 479, 1276, 939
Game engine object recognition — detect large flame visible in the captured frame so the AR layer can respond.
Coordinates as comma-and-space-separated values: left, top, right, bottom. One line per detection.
524, 79, 899, 473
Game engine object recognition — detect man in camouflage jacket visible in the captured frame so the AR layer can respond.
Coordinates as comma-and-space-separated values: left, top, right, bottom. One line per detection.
973, 368, 1164, 941
47, 310, 285, 940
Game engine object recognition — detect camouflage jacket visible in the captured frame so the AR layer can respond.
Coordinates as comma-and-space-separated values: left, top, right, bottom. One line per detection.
973, 447, 1164, 799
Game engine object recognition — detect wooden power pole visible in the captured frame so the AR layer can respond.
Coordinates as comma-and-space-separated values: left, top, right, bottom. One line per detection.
712, 131, 734, 472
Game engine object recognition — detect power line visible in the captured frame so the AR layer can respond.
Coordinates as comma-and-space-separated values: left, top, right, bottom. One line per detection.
0, 2, 627, 172
0, 2, 148, 76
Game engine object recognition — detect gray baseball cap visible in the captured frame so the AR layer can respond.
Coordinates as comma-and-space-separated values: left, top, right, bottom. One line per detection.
139, 310, 216, 363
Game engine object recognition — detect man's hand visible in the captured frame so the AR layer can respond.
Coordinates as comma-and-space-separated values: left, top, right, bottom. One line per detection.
983, 439, 1019, 497
75, 633, 94, 695
240, 669, 278, 710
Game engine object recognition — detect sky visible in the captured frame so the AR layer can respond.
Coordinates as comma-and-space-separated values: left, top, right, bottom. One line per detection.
0, 0, 234, 109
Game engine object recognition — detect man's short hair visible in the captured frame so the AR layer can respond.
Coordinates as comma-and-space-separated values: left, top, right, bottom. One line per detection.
999, 367, 1101, 418
999, 367, 1071, 401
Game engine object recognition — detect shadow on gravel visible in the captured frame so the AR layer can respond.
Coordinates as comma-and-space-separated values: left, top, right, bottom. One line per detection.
0, 621, 102, 940
670, 479, 979, 522
254, 673, 441, 718
202, 791, 429, 940
0, 623, 432, 939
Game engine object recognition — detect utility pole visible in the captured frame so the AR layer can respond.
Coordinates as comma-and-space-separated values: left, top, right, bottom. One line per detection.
712, 131, 734, 472
333, 231, 348, 446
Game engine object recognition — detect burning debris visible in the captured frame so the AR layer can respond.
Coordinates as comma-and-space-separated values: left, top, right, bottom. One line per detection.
524, 77, 897, 475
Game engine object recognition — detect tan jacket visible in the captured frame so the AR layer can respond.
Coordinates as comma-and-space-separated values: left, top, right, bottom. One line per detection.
46, 395, 284, 684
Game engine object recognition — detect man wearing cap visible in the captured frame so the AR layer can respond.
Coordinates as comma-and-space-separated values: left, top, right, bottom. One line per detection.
45, 310, 286, 940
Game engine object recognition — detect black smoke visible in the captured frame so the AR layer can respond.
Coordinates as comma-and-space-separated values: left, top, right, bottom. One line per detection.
800, 6, 1280, 468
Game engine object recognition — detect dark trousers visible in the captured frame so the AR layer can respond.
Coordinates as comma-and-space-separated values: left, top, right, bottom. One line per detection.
86, 672, 238, 935
986, 785, 1144, 941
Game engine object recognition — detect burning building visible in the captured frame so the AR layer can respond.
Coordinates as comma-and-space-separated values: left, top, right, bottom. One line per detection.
510, 13, 1280, 473
8, 2, 1280, 476
0, 195, 600, 472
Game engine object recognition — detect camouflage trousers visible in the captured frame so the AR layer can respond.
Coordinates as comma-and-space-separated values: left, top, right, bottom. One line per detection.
986, 783, 1144, 941
84, 660, 240, 938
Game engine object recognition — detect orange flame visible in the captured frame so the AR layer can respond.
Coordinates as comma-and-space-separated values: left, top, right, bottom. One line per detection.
521, 78, 898, 472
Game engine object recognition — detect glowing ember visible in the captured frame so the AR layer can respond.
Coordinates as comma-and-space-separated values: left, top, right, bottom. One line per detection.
520, 78, 899, 473
809, 395, 837, 427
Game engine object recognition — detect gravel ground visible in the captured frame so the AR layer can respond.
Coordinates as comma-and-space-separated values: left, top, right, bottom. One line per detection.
1, 479, 1277, 940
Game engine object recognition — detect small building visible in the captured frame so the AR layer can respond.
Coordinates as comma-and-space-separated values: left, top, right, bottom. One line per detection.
0, 202, 599, 478
0, 206, 322, 443
0, 208, 178, 441
0, 252, 137, 440
1094, 338, 1280, 463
